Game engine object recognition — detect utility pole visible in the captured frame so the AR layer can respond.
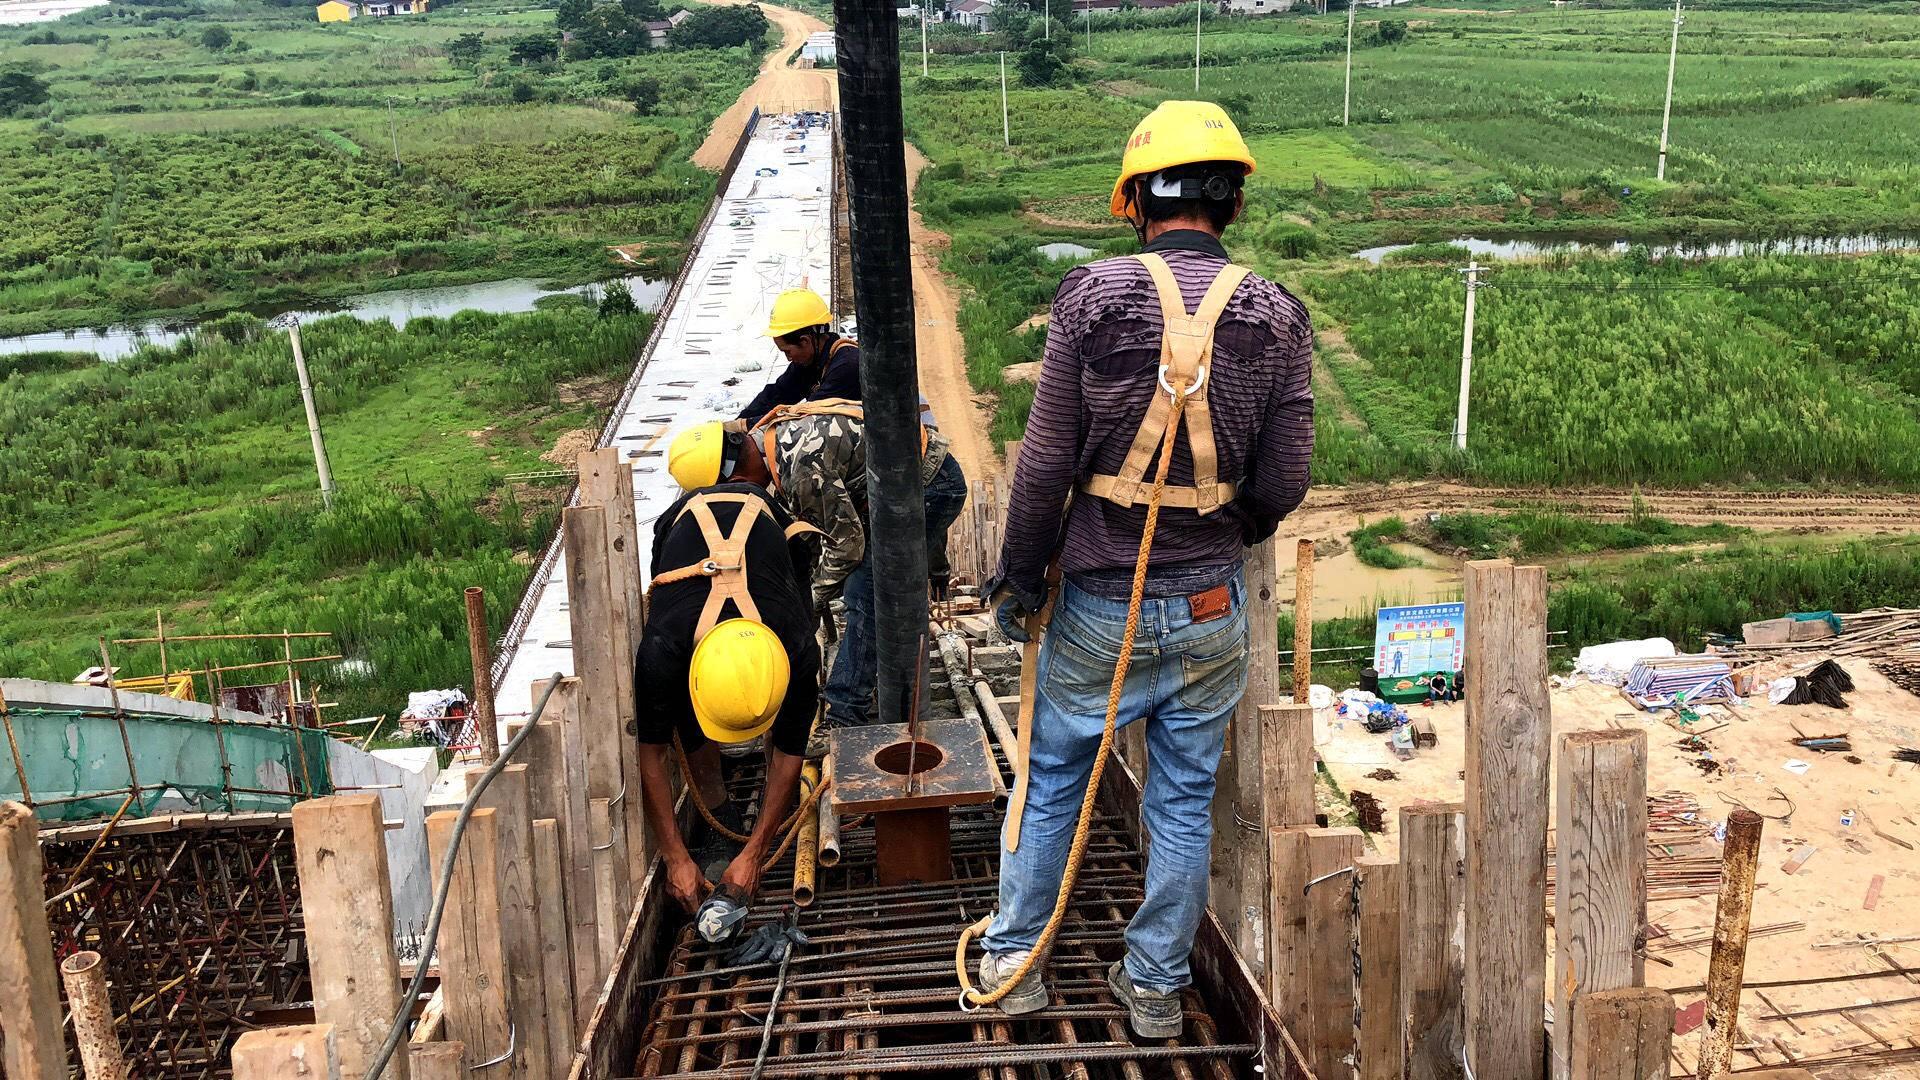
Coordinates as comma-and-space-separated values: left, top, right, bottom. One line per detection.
1193, 0, 1201, 91
1452, 261, 1480, 452
999, 51, 1010, 146
285, 318, 337, 509
1656, 0, 1683, 181
1085, 0, 1091, 51
920, 0, 928, 76
385, 97, 401, 172
1343, 0, 1356, 125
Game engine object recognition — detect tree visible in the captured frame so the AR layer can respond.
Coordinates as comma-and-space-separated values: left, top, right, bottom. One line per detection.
598, 280, 638, 318
446, 32, 485, 63
555, 0, 592, 31
0, 68, 49, 116
1375, 18, 1408, 44
566, 5, 641, 58
622, 74, 661, 116
668, 4, 768, 49
618, 0, 663, 22
1016, 34, 1070, 87
200, 24, 231, 49
510, 79, 536, 102
508, 31, 559, 63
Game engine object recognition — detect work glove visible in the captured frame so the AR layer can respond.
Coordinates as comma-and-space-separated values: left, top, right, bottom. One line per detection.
988, 578, 1049, 644
723, 912, 814, 967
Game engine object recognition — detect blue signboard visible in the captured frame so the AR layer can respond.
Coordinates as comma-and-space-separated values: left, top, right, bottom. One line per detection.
1373, 602, 1467, 678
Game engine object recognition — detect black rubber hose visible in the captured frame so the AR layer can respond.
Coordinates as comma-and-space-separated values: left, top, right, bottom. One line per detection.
834, 0, 929, 725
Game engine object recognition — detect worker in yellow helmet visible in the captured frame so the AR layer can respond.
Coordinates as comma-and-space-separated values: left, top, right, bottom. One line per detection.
977, 101, 1313, 1038
633, 475, 823, 917
737, 287, 864, 426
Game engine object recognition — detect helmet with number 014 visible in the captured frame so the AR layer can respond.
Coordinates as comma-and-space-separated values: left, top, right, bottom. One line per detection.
1109, 100, 1257, 220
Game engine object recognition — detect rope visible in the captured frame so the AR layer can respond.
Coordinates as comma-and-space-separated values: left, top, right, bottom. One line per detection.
953, 379, 1191, 1008
673, 732, 822, 867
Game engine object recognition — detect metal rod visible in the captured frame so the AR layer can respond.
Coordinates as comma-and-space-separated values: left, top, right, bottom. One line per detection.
1698, 808, 1763, 1078
465, 587, 502, 763
0, 682, 31, 805
114, 632, 332, 645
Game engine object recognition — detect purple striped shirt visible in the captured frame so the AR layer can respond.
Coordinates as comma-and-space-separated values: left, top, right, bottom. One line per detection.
996, 232, 1315, 595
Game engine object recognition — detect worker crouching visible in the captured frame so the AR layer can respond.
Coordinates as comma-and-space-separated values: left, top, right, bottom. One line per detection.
976, 102, 1314, 1038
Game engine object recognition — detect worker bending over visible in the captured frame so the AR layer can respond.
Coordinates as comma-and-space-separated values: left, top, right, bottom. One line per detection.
979, 102, 1314, 1037
632, 477, 822, 917
670, 402, 964, 729
738, 288, 862, 426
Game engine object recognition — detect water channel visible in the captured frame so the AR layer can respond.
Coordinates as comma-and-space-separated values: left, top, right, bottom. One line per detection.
1351, 233, 1920, 265
0, 275, 668, 362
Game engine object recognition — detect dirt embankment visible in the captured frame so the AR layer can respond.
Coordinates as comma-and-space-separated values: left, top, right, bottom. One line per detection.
906, 142, 1000, 486
691, 2, 834, 170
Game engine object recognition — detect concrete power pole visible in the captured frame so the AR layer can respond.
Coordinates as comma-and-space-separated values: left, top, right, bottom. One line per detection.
920, 0, 928, 76
999, 51, 1010, 146
1452, 261, 1481, 452
1194, 0, 1201, 91
285, 319, 337, 509
385, 97, 401, 172
1343, 0, 1356, 125
1656, 0, 1683, 180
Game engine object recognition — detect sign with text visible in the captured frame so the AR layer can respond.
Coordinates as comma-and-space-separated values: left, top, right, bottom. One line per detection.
1373, 602, 1466, 677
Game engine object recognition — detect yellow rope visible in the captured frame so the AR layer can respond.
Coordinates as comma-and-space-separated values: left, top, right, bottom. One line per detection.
673, 732, 831, 874
954, 381, 1191, 1008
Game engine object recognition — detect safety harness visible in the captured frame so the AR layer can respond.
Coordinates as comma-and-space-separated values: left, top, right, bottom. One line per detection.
1078, 253, 1249, 517
647, 490, 820, 642
751, 396, 929, 494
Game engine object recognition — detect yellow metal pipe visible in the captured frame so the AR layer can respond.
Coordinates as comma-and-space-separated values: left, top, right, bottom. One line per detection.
816, 755, 841, 867
794, 762, 821, 906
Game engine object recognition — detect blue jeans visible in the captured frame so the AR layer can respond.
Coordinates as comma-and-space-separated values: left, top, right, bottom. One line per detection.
823, 453, 969, 726
983, 569, 1249, 993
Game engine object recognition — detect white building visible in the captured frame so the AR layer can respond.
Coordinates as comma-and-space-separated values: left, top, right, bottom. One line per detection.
800, 29, 836, 64
1221, 0, 1298, 15
948, 0, 995, 31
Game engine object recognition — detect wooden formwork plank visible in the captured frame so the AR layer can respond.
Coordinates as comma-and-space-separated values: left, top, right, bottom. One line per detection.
1553, 731, 1649, 1080
293, 794, 409, 1080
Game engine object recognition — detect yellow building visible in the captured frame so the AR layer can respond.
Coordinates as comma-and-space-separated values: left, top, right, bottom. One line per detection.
316, 0, 427, 21
316, 0, 355, 20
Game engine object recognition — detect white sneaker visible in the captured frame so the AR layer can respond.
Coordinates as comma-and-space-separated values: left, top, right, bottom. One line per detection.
977, 951, 1048, 1015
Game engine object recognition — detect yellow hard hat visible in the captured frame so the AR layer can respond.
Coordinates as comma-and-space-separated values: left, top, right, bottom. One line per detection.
764, 288, 832, 339
667, 422, 727, 492
1109, 101, 1257, 219
689, 619, 790, 744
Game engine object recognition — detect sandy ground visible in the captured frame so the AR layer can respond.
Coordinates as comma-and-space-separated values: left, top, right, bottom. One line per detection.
1317, 660, 1920, 1076
907, 142, 1001, 486
691, 2, 834, 170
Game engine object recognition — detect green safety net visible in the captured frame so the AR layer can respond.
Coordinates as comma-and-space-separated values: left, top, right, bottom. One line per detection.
0, 708, 335, 822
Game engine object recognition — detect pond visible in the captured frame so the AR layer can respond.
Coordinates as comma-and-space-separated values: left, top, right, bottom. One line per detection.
0, 0, 108, 23
1036, 242, 1098, 261
1350, 234, 1920, 265
0, 275, 669, 362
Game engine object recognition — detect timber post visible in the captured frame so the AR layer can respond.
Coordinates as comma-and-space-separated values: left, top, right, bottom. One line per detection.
292, 793, 410, 1080
231, 1025, 342, 1080
1292, 537, 1313, 702
409, 1042, 466, 1080
1353, 854, 1404, 1080
1210, 536, 1280, 983
1462, 560, 1550, 1080
465, 765, 554, 1080
0, 801, 65, 1080
563, 504, 635, 944
1303, 827, 1363, 1080
527, 676, 600, 1024
425, 808, 516, 1078
1569, 987, 1673, 1080
1401, 801, 1465, 1079
1552, 730, 1649, 1080
1698, 808, 1764, 1079
464, 587, 501, 764
576, 446, 650, 889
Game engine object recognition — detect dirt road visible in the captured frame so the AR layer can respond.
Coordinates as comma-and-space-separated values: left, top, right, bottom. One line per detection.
691, 3, 833, 169
906, 143, 1000, 486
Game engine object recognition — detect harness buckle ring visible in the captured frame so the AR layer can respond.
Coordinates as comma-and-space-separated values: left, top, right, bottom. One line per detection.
1158, 363, 1206, 398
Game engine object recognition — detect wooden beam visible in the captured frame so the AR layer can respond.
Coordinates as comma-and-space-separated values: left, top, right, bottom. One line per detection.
563, 505, 635, 942
1354, 855, 1403, 1080
293, 794, 410, 1080
1305, 827, 1364, 1080
230, 1024, 341, 1080
1266, 825, 1311, 1036
1292, 537, 1314, 702
1263, 702, 1316, 829
1210, 536, 1280, 983
1401, 801, 1465, 1080
1698, 809, 1764, 1080
1463, 560, 1550, 1080
589, 798, 621, 965
532, 819, 578, 1058
0, 801, 65, 1080
1569, 987, 1673, 1080
577, 447, 650, 891
60, 951, 128, 1080
527, 677, 600, 1026
1553, 730, 1648, 1080
425, 809, 513, 1076
466, 766, 552, 1080
408, 1042, 465, 1080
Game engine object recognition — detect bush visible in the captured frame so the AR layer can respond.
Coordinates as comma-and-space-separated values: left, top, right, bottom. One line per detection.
669, 4, 768, 49
199, 24, 230, 49
1349, 518, 1419, 569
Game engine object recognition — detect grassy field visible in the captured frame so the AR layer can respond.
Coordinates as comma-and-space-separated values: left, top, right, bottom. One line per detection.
0, 0, 761, 334
0, 303, 643, 720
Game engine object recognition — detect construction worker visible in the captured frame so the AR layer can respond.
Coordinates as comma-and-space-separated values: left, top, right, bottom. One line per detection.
632, 470, 823, 918
976, 101, 1314, 1037
739, 288, 862, 426
669, 402, 965, 729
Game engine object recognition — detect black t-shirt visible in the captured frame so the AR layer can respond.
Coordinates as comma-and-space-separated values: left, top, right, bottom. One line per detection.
633, 483, 820, 756
738, 336, 863, 426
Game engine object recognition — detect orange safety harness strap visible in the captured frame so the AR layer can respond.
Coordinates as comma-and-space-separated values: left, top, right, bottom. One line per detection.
650, 492, 778, 641
1079, 253, 1248, 517
752, 397, 927, 494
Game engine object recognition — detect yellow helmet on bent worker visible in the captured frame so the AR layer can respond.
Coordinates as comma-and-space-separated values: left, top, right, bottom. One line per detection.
1109, 100, 1257, 220
668, 422, 733, 492
688, 618, 791, 743
764, 288, 833, 339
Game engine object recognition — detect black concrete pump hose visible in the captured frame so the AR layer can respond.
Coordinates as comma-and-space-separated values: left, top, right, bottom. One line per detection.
361, 673, 565, 1080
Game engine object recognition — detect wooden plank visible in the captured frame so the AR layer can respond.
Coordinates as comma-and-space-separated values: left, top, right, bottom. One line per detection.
293, 794, 410, 1080
1463, 560, 1550, 1080
573, 859, 671, 1080
577, 447, 650, 892
0, 801, 65, 1080
230, 1024, 341, 1080
1401, 801, 1465, 1080
408, 1042, 465, 1080
1568, 987, 1673, 1080
1304, 827, 1364, 1080
532, 819, 578, 1059
466, 766, 551, 1080
589, 798, 621, 966
1267, 825, 1312, 1038
425, 809, 513, 1075
1211, 536, 1280, 983
1354, 855, 1404, 1080
529, 677, 600, 1027
564, 505, 635, 938
1552, 730, 1648, 1080
1264, 702, 1316, 829
1864, 874, 1885, 910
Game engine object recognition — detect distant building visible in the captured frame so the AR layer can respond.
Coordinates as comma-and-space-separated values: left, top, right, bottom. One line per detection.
947, 0, 994, 31
316, 0, 428, 21
644, 9, 690, 48
1220, 0, 1297, 13
799, 29, 835, 63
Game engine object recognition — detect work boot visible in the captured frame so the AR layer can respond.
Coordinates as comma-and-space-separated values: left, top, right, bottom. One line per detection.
1106, 960, 1183, 1039
977, 951, 1048, 1016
